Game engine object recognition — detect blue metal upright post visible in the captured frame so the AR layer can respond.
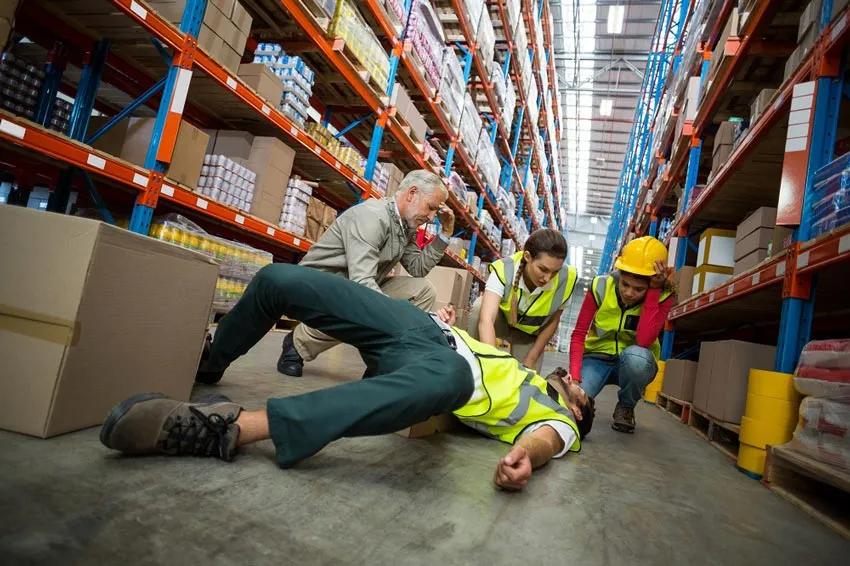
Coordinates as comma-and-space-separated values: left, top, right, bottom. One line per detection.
469, 193, 485, 264
35, 43, 66, 127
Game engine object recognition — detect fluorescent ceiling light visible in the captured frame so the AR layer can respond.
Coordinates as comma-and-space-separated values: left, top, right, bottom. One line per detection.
590, 216, 598, 224
607, 5, 625, 34
588, 235, 596, 241
600, 99, 613, 116
585, 260, 592, 265
586, 249, 593, 254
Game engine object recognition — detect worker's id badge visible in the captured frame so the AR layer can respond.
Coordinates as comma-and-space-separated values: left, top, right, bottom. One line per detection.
623, 315, 640, 331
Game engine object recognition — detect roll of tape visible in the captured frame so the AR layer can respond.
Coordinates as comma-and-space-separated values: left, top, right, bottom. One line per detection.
744, 393, 800, 426
737, 444, 767, 475
740, 416, 796, 449
748, 369, 801, 402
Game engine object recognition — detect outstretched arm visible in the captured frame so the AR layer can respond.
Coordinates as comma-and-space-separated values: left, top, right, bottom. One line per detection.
492, 425, 565, 490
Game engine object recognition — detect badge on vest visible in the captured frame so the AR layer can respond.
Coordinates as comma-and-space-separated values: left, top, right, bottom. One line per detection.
624, 315, 640, 331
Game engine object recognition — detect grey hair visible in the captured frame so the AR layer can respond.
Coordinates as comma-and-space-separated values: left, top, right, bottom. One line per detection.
397, 169, 447, 198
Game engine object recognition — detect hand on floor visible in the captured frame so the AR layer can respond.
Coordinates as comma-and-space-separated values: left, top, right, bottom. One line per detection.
493, 445, 531, 491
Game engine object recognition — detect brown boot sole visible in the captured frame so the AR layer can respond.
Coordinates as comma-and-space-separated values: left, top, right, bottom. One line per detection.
611, 422, 635, 434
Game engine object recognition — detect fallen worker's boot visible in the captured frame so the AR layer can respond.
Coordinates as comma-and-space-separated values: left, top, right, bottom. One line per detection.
195, 333, 226, 385
277, 332, 304, 377
100, 393, 243, 461
611, 403, 636, 433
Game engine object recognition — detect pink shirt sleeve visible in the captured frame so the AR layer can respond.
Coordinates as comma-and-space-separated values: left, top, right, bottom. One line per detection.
635, 288, 674, 347
569, 291, 598, 381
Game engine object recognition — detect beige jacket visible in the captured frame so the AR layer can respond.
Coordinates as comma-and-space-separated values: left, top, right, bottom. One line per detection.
299, 198, 447, 293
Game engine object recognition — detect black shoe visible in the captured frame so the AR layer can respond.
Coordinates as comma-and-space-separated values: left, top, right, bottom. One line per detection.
612, 403, 636, 433
195, 333, 226, 385
277, 332, 304, 377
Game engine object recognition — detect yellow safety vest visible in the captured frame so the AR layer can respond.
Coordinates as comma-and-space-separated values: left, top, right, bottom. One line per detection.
489, 252, 578, 335
584, 274, 673, 359
451, 327, 581, 450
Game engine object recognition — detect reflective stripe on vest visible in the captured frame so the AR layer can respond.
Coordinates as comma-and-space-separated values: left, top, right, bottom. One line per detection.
584, 274, 672, 358
451, 327, 581, 450
489, 253, 578, 335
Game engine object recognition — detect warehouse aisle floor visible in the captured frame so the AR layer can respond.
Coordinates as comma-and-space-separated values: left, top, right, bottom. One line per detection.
1, 332, 847, 565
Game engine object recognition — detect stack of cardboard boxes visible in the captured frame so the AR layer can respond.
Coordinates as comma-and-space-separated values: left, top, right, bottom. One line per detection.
734, 207, 776, 275
693, 341, 777, 426
711, 121, 736, 179
661, 359, 698, 403
425, 266, 475, 331
391, 85, 428, 144
785, 0, 821, 81
150, 0, 252, 72
750, 88, 778, 125
693, 228, 736, 295
89, 117, 210, 189
205, 130, 296, 225
237, 63, 284, 105
0, 1, 17, 51
701, 7, 740, 97
676, 77, 701, 142
305, 197, 338, 242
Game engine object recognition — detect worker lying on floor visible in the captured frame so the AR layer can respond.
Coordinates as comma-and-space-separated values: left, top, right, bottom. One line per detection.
569, 236, 675, 433
273, 169, 454, 378
467, 228, 577, 373
100, 263, 595, 490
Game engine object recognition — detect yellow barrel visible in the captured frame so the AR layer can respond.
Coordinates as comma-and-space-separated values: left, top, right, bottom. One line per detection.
744, 394, 800, 427
737, 444, 768, 475
748, 369, 801, 402
740, 416, 797, 450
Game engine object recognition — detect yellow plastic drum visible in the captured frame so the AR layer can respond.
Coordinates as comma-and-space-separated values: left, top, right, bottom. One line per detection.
739, 416, 797, 450
744, 394, 800, 427
748, 369, 801, 402
737, 444, 767, 476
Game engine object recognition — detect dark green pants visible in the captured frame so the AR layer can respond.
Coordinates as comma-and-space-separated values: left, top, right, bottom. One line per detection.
208, 264, 474, 467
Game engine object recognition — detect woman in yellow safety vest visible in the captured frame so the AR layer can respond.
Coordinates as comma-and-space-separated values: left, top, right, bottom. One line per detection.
569, 236, 676, 434
468, 228, 578, 372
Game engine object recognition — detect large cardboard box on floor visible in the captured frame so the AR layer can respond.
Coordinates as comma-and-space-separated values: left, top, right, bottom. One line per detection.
693, 342, 716, 413
661, 359, 698, 402
88, 117, 209, 188
426, 266, 468, 310
0, 206, 218, 438
705, 340, 777, 424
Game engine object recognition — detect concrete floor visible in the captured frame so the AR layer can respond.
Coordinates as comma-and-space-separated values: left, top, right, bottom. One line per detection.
1, 333, 847, 565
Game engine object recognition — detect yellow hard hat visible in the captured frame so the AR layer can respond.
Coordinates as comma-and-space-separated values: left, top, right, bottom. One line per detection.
614, 236, 668, 276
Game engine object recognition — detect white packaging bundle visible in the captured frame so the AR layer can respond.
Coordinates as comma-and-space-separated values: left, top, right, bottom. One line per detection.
198, 154, 257, 212
463, 0, 485, 35
459, 92, 483, 159
503, 77, 516, 132
477, 10, 495, 70
278, 178, 313, 236
438, 47, 465, 126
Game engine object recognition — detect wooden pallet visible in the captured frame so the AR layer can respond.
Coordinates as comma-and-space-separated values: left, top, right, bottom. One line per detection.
763, 445, 850, 540
688, 407, 741, 462
655, 391, 692, 425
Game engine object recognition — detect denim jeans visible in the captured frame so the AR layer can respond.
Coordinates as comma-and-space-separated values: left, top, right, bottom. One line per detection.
579, 346, 658, 409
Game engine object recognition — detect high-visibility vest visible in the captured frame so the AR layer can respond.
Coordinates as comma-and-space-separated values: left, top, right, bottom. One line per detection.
489, 252, 578, 335
451, 327, 581, 450
584, 274, 673, 359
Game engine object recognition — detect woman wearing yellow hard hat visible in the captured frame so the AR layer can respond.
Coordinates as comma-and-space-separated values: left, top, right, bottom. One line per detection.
568, 236, 676, 433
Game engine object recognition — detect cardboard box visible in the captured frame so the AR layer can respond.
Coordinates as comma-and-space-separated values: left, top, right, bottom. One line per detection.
734, 248, 770, 275
661, 360, 698, 402
785, 28, 817, 81
197, 23, 224, 59
426, 267, 467, 308
238, 64, 284, 104
674, 266, 695, 300
305, 198, 327, 241
750, 89, 778, 124
769, 226, 794, 257
712, 144, 733, 173
395, 414, 458, 438
735, 227, 773, 260
799, 0, 823, 42
322, 205, 337, 228
0, 17, 11, 50
736, 206, 777, 241
705, 340, 777, 424
231, 0, 253, 34
683, 77, 701, 122
697, 228, 736, 268
89, 117, 209, 188
0, 206, 219, 438
248, 136, 296, 224
693, 264, 733, 295
206, 129, 255, 158
0, 0, 18, 20
715, 121, 736, 147
384, 163, 404, 196
391, 84, 412, 121
694, 342, 716, 413
212, 0, 237, 18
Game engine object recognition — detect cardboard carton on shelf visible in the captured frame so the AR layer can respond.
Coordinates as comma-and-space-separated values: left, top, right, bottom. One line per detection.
661, 360, 698, 403
0, 206, 219, 438
692, 264, 733, 295
734, 249, 770, 275
206, 129, 255, 159
735, 228, 773, 261
798, 0, 823, 42
705, 340, 777, 424
697, 228, 736, 268
769, 225, 793, 257
237, 63, 285, 105
736, 207, 777, 241
750, 89, 778, 124
247, 136, 296, 225
88, 116, 209, 189
674, 266, 695, 300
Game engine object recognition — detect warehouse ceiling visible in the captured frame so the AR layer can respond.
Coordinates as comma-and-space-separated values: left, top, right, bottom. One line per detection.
551, 0, 660, 287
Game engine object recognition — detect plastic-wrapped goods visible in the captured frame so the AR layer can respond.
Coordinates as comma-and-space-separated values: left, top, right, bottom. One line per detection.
447, 171, 468, 204
149, 214, 273, 312
782, 339, 850, 471
478, 143, 501, 191
459, 93, 483, 159
406, 0, 445, 91
329, 0, 390, 91
279, 178, 314, 236
501, 238, 516, 257
505, 0, 521, 29
810, 151, 850, 238
491, 61, 507, 106
198, 154, 257, 213
384, 0, 408, 27
438, 47, 465, 126
463, 0, 485, 35
503, 77, 516, 133
477, 10, 495, 70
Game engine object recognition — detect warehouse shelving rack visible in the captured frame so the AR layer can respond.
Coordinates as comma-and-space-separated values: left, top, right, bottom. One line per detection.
0, 0, 565, 283
601, 0, 850, 374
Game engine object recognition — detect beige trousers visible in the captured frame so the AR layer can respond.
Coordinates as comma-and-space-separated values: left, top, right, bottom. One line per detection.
293, 275, 437, 361
467, 297, 545, 372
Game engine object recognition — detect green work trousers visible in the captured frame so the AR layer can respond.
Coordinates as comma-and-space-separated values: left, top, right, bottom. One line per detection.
208, 264, 474, 468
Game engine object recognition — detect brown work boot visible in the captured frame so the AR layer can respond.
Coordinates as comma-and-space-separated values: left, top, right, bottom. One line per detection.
100, 393, 243, 461
611, 403, 636, 433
